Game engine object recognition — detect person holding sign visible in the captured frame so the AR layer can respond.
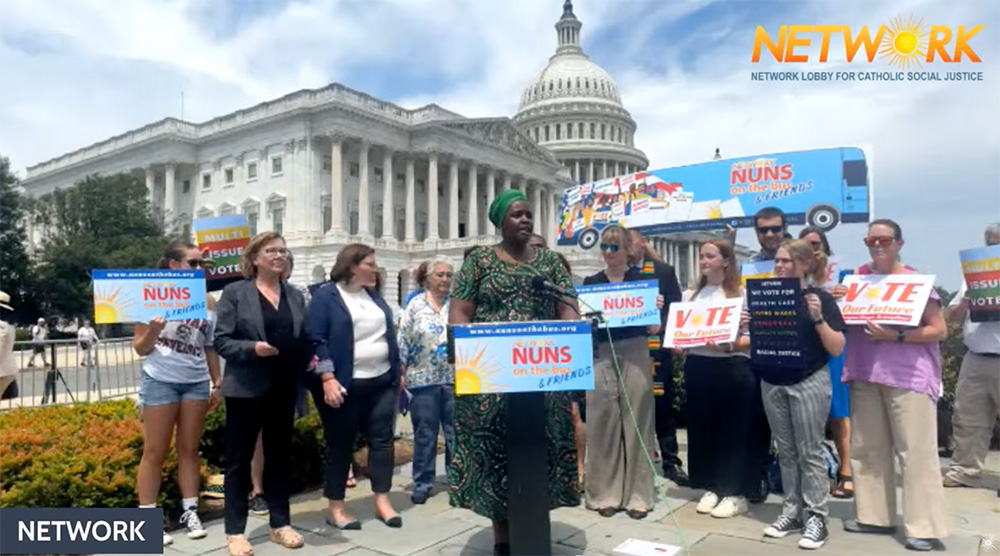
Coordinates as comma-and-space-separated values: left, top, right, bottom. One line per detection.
678, 239, 769, 519
831, 219, 948, 551
133, 240, 222, 547
943, 222, 1000, 489
214, 233, 313, 555
582, 225, 664, 520
752, 240, 845, 550
449, 189, 580, 556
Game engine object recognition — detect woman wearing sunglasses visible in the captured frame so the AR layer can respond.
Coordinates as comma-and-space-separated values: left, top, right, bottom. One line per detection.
582, 225, 663, 520
831, 219, 948, 551
134, 239, 222, 546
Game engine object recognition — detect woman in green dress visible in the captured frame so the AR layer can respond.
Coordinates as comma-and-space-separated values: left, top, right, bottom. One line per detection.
448, 189, 581, 556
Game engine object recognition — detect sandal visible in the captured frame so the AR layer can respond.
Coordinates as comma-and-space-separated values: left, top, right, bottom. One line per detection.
832, 474, 854, 499
347, 468, 357, 488
269, 526, 304, 549
227, 535, 254, 556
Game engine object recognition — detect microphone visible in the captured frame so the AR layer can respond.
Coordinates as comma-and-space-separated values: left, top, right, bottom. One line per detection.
531, 276, 577, 299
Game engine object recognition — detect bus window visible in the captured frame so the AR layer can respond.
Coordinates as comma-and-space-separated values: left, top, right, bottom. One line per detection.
843, 160, 867, 187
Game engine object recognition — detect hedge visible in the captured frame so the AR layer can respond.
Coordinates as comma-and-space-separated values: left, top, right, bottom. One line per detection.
0, 400, 186, 510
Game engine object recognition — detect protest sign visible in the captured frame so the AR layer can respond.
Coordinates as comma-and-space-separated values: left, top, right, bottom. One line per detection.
746, 278, 805, 370
92, 270, 208, 324
663, 297, 743, 348
193, 215, 251, 282
741, 260, 775, 286
451, 321, 594, 395
837, 274, 935, 326
959, 245, 1000, 323
577, 279, 660, 328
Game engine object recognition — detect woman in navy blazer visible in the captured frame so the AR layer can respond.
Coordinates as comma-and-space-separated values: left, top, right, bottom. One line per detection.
307, 243, 403, 531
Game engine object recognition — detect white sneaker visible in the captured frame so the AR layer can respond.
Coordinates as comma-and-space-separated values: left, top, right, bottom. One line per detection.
696, 491, 719, 514
163, 531, 174, 546
710, 496, 749, 518
180, 508, 208, 539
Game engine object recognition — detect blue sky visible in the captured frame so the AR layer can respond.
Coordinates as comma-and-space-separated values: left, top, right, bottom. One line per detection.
1, 0, 997, 289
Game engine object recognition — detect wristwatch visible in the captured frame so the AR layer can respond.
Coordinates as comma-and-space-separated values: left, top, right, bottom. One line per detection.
896, 330, 906, 343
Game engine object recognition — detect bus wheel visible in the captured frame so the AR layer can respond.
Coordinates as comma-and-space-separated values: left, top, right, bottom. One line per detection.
578, 228, 600, 250
807, 205, 840, 231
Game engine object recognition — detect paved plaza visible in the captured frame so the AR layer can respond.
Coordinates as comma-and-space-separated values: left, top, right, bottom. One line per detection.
106, 426, 999, 556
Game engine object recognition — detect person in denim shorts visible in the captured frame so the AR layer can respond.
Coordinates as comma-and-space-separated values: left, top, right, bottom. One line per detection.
134, 240, 223, 546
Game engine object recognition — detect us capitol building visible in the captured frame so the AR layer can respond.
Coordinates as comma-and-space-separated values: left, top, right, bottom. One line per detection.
20, 1, 736, 308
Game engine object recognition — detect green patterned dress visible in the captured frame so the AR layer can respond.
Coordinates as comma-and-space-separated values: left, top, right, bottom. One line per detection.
448, 245, 581, 521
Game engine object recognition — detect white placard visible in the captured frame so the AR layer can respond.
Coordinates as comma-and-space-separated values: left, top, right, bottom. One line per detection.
613, 538, 682, 556
663, 297, 744, 348
837, 274, 935, 326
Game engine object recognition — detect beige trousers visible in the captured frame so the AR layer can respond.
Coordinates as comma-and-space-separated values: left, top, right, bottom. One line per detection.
946, 352, 1000, 484
584, 336, 656, 511
850, 381, 947, 539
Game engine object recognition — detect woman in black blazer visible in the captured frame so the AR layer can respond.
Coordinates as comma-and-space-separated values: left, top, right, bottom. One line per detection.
307, 243, 403, 530
214, 232, 313, 556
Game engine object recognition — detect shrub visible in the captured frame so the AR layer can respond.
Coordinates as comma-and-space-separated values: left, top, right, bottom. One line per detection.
0, 400, 186, 512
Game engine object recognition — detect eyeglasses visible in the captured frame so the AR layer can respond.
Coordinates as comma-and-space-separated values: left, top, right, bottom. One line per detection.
186, 259, 203, 268
264, 247, 289, 258
599, 243, 621, 253
756, 226, 784, 235
864, 236, 895, 248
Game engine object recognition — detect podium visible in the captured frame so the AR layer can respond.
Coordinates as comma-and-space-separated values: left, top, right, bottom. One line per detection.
448, 319, 597, 556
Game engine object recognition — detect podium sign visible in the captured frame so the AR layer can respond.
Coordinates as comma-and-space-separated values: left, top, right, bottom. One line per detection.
451, 321, 594, 396
576, 280, 661, 328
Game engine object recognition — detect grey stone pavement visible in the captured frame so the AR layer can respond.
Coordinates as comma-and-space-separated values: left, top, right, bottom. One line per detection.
115, 424, 1000, 556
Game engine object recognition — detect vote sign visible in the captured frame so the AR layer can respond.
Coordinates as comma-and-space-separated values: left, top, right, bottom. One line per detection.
663, 297, 743, 348
837, 274, 935, 326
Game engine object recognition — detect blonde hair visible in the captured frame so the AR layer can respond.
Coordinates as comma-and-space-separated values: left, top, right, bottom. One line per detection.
781, 239, 827, 285
600, 224, 632, 251
693, 239, 741, 298
241, 232, 285, 279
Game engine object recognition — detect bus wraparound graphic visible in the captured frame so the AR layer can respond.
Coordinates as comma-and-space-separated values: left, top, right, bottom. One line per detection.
557, 147, 870, 249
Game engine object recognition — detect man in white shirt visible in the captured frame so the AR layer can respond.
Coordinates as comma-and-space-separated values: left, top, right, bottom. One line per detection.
943, 222, 1000, 488
27, 317, 49, 368
77, 319, 98, 367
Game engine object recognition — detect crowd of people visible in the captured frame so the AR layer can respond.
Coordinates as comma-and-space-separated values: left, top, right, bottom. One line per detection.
119, 189, 997, 556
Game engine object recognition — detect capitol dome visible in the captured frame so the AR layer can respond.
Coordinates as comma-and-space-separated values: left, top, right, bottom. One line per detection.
514, 0, 649, 185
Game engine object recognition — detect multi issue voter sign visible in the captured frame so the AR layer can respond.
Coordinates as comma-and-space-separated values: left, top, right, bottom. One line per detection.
450, 321, 595, 395
0, 508, 164, 554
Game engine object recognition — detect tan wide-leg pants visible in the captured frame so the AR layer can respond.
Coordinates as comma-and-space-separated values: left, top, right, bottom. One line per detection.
946, 352, 1000, 485
584, 336, 656, 512
850, 381, 948, 539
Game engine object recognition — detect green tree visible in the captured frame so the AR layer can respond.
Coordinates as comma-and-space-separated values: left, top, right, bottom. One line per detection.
32, 172, 167, 319
0, 155, 36, 323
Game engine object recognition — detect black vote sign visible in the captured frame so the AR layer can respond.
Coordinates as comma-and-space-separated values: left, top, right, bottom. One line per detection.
747, 277, 806, 370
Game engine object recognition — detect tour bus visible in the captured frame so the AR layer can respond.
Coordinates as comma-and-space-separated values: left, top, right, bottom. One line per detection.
556, 147, 870, 249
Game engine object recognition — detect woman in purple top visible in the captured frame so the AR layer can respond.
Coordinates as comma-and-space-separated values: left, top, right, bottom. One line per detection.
832, 219, 948, 552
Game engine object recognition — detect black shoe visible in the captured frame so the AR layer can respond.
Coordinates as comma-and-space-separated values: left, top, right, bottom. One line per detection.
905, 538, 943, 551
747, 477, 769, 504
798, 515, 829, 550
326, 516, 361, 530
763, 515, 803, 538
843, 520, 895, 535
627, 509, 648, 520
378, 514, 403, 528
598, 507, 618, 518
663, 465, 690, 487
411, 492, 429, 505
248, 494, 269, 515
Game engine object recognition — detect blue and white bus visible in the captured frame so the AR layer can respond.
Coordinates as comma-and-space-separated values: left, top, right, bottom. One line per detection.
557, 147, 870, 249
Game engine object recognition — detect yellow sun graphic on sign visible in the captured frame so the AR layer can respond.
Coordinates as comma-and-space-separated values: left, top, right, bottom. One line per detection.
92, 285, 136, 324
691, 313, 705, 326
879, 15, 929, 69
706, 202, 723, 220
454, 346, 509, 395
866, 287, 882, 301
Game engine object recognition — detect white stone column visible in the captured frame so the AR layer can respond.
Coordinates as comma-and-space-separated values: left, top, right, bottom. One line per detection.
530, 182, 542, 234
467, 162, 478, 237
517, 176, 526, 191
603, 160, 609, 179
164, 163, 176, 230
145, 167, 156, 213
588, 160, 595, 183
448, 159, 459, 239
503, 173, 512, 193
357, 141, 370, 236
485, 168, 496, 236
329, 136, 344, 234
574, 160, 580, 184
547, 190, 558, 245
382, 149, 394, 240
688, 242, 697, 286
405, 157, 416, 241
427, 153, 439, 240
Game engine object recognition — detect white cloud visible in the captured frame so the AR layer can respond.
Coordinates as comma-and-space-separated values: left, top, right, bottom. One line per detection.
0, 0, 996, 288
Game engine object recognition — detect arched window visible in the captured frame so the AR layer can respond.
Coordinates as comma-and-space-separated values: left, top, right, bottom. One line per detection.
578, 122, 584, 138
601, 123, 606, 140
567, 123, 573, 139
590, 122, 595, 139
545, 125, 550, 141
555, 124, 561, 140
